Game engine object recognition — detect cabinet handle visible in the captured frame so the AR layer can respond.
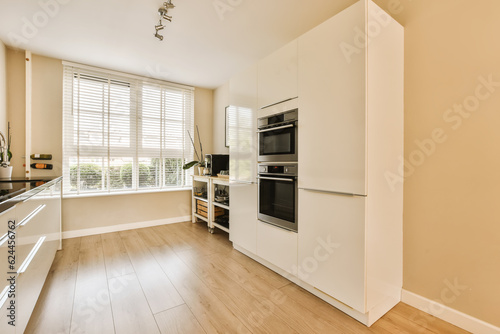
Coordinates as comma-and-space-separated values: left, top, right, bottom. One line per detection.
0, 233, 9, 247
17, 236, 46, 274
299, 187, 367, 197
257, 124, 294, 133
257, 176, 294, 182
260, 97, 296, 110
0, 285, 9, 308
16, 204, 46, 228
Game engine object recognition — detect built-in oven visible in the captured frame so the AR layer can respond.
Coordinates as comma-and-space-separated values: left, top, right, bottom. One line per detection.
257, 163, 298, 232
258, 109, 298, 162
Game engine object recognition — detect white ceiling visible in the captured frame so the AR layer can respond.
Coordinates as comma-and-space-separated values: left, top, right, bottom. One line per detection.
0, 0, 364, 89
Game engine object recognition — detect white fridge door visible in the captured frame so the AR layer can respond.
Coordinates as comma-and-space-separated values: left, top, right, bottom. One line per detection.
229, 182, 257, 253
298, 189, 366, 312
298, 0, 367, 195
229, 63, 257, 184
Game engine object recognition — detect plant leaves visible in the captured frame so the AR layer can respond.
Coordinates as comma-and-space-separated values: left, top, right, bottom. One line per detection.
183, 160, 200, 170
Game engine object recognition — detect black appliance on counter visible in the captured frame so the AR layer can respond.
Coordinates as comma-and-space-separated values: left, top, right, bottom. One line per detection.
204, 154, 229, 176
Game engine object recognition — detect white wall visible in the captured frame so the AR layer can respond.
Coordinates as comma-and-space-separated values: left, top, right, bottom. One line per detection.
212, 82, 229, 154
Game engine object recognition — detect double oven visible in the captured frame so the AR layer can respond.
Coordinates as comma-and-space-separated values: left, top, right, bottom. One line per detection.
257, 104, 298, 232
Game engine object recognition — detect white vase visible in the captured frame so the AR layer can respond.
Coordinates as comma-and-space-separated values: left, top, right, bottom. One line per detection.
0, 166, 13, 179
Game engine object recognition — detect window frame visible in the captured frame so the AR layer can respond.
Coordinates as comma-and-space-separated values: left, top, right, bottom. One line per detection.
62, 62, 195, 196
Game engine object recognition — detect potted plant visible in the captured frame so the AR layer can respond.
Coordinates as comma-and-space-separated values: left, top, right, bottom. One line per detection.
0, 123, 13, 178
183, 125, 207, 175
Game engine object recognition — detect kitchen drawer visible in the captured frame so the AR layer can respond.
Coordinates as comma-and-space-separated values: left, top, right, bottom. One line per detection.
256, 220, 297, 275
15, 188, 53, 268
16, 233, 58, 333
0, 207, 16, 334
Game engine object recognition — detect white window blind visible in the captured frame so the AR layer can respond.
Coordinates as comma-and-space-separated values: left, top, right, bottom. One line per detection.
62, 63, 194, 195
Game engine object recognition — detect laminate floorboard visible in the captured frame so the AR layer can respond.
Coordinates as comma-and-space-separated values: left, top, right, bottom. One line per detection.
25, 221, 471, 334
25, 238, 81, 334
71, 235, 114, 334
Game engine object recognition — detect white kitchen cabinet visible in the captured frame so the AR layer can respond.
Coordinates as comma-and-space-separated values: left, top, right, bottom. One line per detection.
298, 189, 366, 311
256, 221, 297, 275
0, 207, 16, 334
257, 39, 298, 109
229, 183, 257, 253
297, 0, 404, 326
229, 63, 258, 184
16, 180, 61, 333
228, 64, 258, 253
0, 178, 61, 333
298, 0, 367, 196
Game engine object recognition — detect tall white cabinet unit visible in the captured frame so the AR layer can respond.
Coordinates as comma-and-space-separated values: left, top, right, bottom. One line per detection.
228, 64, 258, 254
298, 0, 403, 326
257, 40, 298, 109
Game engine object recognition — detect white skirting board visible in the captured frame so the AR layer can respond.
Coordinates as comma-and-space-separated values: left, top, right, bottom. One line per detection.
402, 290, 500, 334
62, 216, 192, 239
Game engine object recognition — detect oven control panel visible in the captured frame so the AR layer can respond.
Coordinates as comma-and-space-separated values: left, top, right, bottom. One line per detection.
258, 164, 297, 176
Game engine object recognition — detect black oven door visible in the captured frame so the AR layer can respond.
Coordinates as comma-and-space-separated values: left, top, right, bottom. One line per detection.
257, 175, 297, 232
258, 122, 297, 162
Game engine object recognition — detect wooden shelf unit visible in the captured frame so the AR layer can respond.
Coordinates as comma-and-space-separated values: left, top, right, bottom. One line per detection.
191, 175, 230, 234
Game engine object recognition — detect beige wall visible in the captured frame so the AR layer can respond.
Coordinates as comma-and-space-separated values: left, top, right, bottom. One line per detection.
212, 82, 229, 154
194, 87, 214, 157
31, 54, 63, 178
371, 0, 500, 327
63, 190, 192, 231
6, 48, 25, 178
0, 40, 6, 134
5, 52, 214, 233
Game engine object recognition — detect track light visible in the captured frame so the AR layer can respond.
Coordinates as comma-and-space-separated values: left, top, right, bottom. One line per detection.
155, 21, 165, 31
155, 32, 164, 41
154, 1, 175, 41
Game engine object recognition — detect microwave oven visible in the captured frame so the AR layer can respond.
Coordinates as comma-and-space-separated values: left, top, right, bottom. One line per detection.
205, 154, 229, 176
258, 109, 298, 162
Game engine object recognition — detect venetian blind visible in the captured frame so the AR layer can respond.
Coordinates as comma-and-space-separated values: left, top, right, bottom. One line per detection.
62, 63, 194, 195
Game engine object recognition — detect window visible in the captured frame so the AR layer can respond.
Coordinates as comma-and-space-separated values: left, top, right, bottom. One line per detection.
62, 63, 194, 195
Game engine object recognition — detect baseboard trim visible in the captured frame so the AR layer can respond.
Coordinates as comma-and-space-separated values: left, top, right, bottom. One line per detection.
402, 289, 500, 334
62, 216, 192, 239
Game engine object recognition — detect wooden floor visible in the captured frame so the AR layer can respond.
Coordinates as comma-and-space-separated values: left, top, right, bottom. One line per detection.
25, 221, 469, 334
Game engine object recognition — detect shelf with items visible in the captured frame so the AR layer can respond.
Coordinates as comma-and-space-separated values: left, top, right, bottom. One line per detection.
211, 180, 229, 233
191, 176, 230, 234
191, 176, 211, 228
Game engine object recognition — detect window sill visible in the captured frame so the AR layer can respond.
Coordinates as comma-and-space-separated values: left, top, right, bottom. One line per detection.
63, 187, 191, 199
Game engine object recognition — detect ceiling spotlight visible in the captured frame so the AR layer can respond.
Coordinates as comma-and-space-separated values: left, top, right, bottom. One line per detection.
155, 32, 164, 41
164, 1, 175, 9
155, 21, 165, 31
154, 1, 175, 41
158, 7, 168, 16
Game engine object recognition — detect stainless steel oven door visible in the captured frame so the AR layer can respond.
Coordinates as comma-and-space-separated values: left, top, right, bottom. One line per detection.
257, 122, 298, 162
257, 174, 298, 232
